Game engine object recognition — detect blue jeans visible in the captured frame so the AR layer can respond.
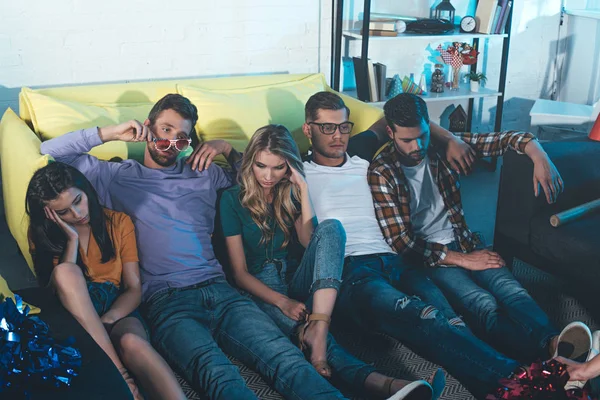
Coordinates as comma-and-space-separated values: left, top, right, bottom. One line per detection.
251, 219, 375, 392
427, 241, 559, 363
87, 281, 148, 333
336, 253, 520, 399
143, 277, 347, 400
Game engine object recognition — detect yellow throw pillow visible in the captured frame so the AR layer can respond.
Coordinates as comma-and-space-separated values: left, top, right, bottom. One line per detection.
20, 88, 151, 162
178, 74, 326, 155
0, 275, 41, 314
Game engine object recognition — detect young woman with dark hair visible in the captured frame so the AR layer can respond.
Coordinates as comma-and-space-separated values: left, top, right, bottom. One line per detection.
26, 162, 185, 400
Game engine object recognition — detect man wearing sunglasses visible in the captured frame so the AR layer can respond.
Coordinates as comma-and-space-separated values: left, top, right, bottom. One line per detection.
302, 91, 527, 398
40, 93, 353, 400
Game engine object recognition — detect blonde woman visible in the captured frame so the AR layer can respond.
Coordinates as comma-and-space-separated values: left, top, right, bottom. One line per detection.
220, 124, 443, 400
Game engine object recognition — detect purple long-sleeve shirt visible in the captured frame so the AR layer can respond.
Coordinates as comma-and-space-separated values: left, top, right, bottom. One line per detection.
41, 128, 233, 301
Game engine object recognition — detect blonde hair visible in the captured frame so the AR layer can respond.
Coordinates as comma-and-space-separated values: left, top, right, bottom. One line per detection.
239, 124, 305, 248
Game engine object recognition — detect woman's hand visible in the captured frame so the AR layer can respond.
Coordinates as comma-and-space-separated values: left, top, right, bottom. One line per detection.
287, 163, 307, 189
44, 207, 79, 242
277, 297, 308, 322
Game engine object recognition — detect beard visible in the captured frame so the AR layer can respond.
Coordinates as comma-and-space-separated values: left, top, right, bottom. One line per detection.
395, 143, 427, 167
148, 146, 178, 167
311, 135, 346, 159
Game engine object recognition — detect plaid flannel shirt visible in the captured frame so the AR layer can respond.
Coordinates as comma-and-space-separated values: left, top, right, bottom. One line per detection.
368, 130, 535, 267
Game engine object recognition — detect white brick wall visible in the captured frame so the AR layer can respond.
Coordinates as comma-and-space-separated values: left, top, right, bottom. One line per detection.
0, 0, 332, 115
0, 0, 564, 132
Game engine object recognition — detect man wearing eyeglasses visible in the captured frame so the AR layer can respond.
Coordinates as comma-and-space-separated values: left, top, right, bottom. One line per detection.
302, 91, 525, 398
40, 93, 352, 400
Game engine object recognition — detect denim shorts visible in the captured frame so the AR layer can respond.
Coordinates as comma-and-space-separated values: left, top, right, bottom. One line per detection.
87, 281, 149, 335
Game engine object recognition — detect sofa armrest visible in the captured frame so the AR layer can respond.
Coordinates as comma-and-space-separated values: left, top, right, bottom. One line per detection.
0, 108, 51, 275
495, 137, 600, 246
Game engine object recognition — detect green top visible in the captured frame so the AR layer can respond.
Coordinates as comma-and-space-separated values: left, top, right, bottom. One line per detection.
220, 185, 296, 275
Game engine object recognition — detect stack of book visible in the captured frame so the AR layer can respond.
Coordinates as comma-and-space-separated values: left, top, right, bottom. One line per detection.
352, 57, 387, 102
360, 18, 399, 37
475, 0, 513, 34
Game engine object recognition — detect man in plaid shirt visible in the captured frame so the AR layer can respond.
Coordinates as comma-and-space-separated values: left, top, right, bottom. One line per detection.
368, 93, 563, 362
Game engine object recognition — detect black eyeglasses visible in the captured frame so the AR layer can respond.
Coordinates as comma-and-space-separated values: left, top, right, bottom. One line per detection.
308, 121, 354, 135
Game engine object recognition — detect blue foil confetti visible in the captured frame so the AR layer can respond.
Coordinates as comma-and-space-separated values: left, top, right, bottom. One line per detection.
0, 295, 82, 398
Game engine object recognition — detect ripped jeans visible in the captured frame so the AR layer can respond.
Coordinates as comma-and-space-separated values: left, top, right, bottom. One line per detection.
336, 253, 519, 399
427, 241, 559, 363
250, 219, 376, 392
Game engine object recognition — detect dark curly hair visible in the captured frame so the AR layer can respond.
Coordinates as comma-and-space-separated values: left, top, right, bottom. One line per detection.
25, 162, 115, 286
384, 93, 430, 132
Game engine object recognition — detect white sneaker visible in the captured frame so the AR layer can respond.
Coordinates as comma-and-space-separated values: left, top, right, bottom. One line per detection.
385, 380, 433, 400
554, 321, 593, 359
385, 369, 446, 400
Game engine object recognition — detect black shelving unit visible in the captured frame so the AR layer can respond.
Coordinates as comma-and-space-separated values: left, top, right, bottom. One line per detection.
330, 0, 515, 171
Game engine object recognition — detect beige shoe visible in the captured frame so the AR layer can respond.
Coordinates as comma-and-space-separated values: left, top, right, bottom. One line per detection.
554, 321, 592, 359
556, 322, 596, 391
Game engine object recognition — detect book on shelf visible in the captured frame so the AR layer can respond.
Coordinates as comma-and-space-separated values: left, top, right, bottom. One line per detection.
351, 57, 387, 102
475, 0, 498, 33
369, 18, 398, 31
495, 0, 512, 34
352, 57, 370, 101
374, 63, 387, 102
490, 2, 503, 34
360, 28, 398, 37
367, 60, 378, 102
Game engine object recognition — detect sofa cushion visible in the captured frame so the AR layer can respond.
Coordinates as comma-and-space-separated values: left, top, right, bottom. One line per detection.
0, 108, 52, 274
178, 74, 326, 155
20, 88, 151, 162
529, 211, 600, 282
1, 275, 41, 314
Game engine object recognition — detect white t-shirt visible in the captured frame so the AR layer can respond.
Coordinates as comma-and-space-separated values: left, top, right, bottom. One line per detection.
304, 155, 395, 257
400, 156, 455, 245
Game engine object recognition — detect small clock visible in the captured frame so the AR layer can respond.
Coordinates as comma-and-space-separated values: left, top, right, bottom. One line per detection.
460, 16, 477, 33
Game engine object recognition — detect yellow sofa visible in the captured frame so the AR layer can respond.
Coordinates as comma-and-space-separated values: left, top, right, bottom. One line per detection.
0, 73, 382, 279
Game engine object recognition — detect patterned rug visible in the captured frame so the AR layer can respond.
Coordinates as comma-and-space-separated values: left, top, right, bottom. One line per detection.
175, 259, 600, 399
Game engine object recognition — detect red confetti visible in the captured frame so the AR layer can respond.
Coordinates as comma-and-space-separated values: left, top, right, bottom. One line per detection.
486, 360, 598, 400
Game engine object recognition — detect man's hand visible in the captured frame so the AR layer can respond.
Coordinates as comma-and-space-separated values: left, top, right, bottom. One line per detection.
446, 136, 476, 175
525, 140, 564, 204
533, 156, 564, 204
187, 140, 233, 171
98, 120, 152, 143
459, 249, 505, 271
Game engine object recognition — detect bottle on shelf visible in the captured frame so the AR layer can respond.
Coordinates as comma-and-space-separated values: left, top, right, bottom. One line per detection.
430, 64, 445, 93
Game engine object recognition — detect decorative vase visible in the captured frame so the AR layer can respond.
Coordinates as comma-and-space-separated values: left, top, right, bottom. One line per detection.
451, 66, 461, 90
470, 80, 479, 92
430, 64, 445, 93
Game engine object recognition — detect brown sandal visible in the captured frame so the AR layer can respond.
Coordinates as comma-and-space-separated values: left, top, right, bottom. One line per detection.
298, 313, 332, 378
